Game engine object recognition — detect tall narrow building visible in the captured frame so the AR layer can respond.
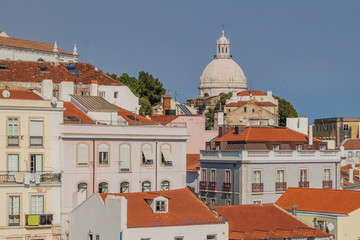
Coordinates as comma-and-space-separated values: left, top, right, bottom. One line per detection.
199, 30, 247, 97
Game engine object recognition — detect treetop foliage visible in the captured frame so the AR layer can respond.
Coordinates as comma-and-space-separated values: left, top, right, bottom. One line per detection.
274, 95, 298, 126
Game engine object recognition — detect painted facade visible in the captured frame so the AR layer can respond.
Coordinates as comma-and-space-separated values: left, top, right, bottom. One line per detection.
0, 90, 63, 239
199, 150, 341, 205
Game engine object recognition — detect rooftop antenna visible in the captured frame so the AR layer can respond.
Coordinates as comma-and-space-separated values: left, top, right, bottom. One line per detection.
174, 90, 178, 102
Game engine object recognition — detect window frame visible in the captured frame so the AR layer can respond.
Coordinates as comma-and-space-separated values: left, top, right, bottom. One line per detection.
8, 195, 21, 226
120, 181, 130, 193
97, 143, 110, 167
299, 169, 308, 182
343, 124, 349, 131
30, 195, 44, 215
77, 182, 88, 201
160, 180, 170, 191
253, 170, 262, 184
201, 169, 207, 182
142, 180, 151, 192
160, 143, 173, 166
210, 169, 216, 182
29, 118, 44, 147
119, 143, 131, 172
296, 145, 302, 151
276, 169, 285, 183
225, 169, 231, 183
141, 143, 154, 166
77, 142, 90, 167
323, 168, 331, 181
98, 182, 109, 193
155, 200, 167, 212
210, 198, 216, 206
273, 145, 280, 151
7, 117, 19, 147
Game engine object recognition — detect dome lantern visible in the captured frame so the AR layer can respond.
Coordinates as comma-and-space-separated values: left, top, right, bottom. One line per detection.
216, 30, 230, 59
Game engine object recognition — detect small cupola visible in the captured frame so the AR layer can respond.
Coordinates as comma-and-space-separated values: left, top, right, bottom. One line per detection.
146, 195, 169, 213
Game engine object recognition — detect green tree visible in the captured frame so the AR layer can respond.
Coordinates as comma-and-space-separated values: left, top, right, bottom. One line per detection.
274, 96, 298, 126
139, 97, 153, 116
205, 92, 233, 130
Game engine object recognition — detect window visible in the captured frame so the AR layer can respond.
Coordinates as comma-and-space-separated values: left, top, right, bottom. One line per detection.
89, 233, 93, 240
296, 145, 302, 151
39, 65, 48, 71
244, 107, 247, 113
201, 196, 207, 202
140, 238, 151, 240
142, 144, 153, 165
210, 198, 216, 206
8, 196, 20, 226
316, 125, 318, 132
155, 200, 166, 212
8, 118, 19, 146
320, 145, 326, 151
114, 92, 118, 98
225, 199, 231, 206
356, 151, 360, 157
174, 237, 184, 240
99, 91, 105, 98
53, 90, 58, 97
207, 234, 217, 240
96, 234, 100, 240
201, 169, 207, 181
0, 63, 9, 70
31, 195, 44, 214
120, 182, 129, 193
323, 169, 331, 181
120, 144, 130, 171
7, 154, 19, 181
98, 182, 108, 193
161, 180, 170, 191
348, 151, 353, 158
300, 169, 308, 182
30, 154, 43, 173
225, 170, 231, 183
98, 143, 109, 165
81, 91, 87, 96
252, 108, 255, 113
78, 183, 88, 201
253, 200, 262, 205
30, 119, 43, 146
222, 47, 224, 53
210, 169, 216, 182
253, 170, 261, 184
215, 144, 220, 150
273, 145, 280, 151
161, 144, 172, 166
276, 170, 285, 183
142, 181, 151, 192
344, 124, 349, 131
77, 143, 89, 165
330, 124, 332, 131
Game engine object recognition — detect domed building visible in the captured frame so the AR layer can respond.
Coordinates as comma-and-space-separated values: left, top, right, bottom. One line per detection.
199, 30, 247, 97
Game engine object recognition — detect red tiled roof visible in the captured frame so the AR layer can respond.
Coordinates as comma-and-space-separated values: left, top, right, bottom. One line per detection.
214, 204, 330, 240
276, 187, 360, 214
186, 154, 200, 171
150, 115, 180, 125
0, 36, 71, 54
226, 100, 276, 107
63, 102, 95, 124
0, 60, 123, 86
237, 90, 266, 96
340, 168, 360, 188
214, 126, 321, 143
99, 188, 225, 228
0, 89, 43, 100
113, 105, 155, 125
341, 139, 360, 149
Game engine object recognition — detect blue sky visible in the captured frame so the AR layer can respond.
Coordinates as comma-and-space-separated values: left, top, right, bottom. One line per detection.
1, 1, 359, 122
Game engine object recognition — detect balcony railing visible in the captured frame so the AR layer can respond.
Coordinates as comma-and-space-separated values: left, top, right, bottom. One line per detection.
25, 214, 53, 226
208, 182, 216, 191
8, 215, 20, 226
275, 182, 287, 192
223, 182, 231, 192
252, 183, 264, 193
8, 136, 19, 146
30, 136, 43, 146
200, 181, 207, 190
299, 181, 310, 188
323, 180, 333, 189
0, 171, 61, 184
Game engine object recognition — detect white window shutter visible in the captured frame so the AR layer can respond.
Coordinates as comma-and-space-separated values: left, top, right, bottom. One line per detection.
120, 144, 130, 170
30, 120, 43, 136
78, 144, 89, 164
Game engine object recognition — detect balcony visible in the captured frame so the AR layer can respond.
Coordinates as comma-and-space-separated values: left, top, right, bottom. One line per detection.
208, 182, 216, 191
200, 181, 207, 191
8, 215, 20, 226
323, 180, 333, 189
299, 181, 309, 188
30, 136, 43, 147
223, 182, 231, 192
275, 182, 287, 192
0, 171, 61, 184
252, 183, 263, 193
25, 214, 53, 227
8, 136, 19, 146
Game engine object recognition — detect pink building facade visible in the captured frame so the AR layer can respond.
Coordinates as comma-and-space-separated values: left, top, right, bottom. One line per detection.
60, 124, 188, 238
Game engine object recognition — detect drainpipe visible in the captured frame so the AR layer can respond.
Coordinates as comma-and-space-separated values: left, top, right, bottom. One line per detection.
155, 141, 158, 191
232, 163, 235, 204
93, 139, 95, 193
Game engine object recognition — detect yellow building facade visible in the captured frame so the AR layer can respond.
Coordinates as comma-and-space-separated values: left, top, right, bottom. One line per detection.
0, 90, 63, 240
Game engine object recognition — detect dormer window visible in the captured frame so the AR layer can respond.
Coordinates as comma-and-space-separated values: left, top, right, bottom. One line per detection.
155, 200, 166, 212
38, 65, 48, 72
0, 64, 8, 70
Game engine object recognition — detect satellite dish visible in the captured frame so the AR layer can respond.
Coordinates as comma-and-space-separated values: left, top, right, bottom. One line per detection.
2, 90, 10, 98
50, 97, 57, 106
327, 223, 334, 231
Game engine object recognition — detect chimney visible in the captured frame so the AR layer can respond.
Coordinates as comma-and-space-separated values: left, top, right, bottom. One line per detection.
89, 80, 98, 96
267, 90, 272, 97
290, 204, 298, 216
162, 94, 171, 115
41, 79, 53, 99
349, 168, 354, 184
308, 125, 313, 146
59, 81, 74, 101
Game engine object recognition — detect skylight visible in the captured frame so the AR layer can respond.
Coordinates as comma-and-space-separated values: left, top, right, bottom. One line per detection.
0, 64, 8, 70
39, 65, 48, 72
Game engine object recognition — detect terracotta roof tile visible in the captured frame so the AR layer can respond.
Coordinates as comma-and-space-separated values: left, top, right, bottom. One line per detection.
237, 90, 266, 96
0, 60, 123, 86
63, 102, 95, 124
99, 188, 225, 228
215, 204, 331, 240
276, 187, 360, 214
214, 126, 321, 143
150, 115, 180, 125
186, 154, 200, 171
0, 89, 43, 100
341, 139, 360, 149
0, 36, 71, 54
113, 105, 156, 125
226, 100, 276, 107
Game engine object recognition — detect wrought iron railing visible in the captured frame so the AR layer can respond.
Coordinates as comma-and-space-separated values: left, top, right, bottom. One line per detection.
128, 218, 225, 228
252, 183, 264, 193
8, 215, 20, 226
223, 182, 231, 192
8, 136, 19, 146
199, 181, 207, 190
208, 182, 216, 191
275, 182, 287, 192
30, 136, 43, 146
323, 180, 332, 189
25, 214, 53, 226
0, 171, 61, 184
299, 181, 310, 188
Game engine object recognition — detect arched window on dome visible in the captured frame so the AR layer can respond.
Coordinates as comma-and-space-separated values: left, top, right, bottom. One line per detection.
218, 47, 220, 54
204, 93, 209, 97
222, 47, 224, 53
226, 47, 228, 53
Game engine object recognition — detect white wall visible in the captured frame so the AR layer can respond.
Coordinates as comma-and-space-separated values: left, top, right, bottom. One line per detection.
87, 111, 118, 125
286, 117, 308, 135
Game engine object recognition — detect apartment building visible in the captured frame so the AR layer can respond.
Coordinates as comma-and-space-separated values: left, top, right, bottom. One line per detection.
0, 89, 63, 239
